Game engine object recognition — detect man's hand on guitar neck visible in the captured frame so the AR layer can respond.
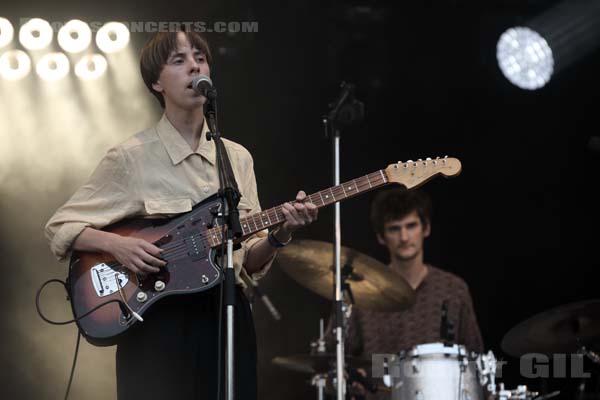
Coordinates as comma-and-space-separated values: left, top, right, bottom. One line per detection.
244, 190, 318, 275
73, 227, 166, 275
275, 190, 319, 241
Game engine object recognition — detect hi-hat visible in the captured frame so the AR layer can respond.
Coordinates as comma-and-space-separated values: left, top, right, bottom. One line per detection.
501, 299, 600, 357
276, 239, 415, 311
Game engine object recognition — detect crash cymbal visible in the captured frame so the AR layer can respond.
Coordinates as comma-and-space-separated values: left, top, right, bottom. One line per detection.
272, 353, 370, 375
501, 299, 600, 357
276, 239, 415, 311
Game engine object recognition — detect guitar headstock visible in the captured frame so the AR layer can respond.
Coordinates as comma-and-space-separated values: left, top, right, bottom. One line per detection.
384, 156, 462, 189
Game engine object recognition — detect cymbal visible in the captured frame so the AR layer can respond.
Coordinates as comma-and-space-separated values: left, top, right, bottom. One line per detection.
276, 239, 415, 311
501, 299, 600, 357
272, 353, 370, 375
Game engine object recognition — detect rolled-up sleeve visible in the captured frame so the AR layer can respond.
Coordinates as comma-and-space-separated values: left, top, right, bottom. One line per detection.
44, 146, 138, 261
232, 150, 277, 282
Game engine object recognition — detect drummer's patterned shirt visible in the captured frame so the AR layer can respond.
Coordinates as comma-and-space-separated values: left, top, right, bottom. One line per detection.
341, 265, 484, 399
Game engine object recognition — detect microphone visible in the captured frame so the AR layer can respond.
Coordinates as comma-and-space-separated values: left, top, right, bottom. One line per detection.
191, 75, 217, 100
327, 81, 355, 121
243, 275, 281, 321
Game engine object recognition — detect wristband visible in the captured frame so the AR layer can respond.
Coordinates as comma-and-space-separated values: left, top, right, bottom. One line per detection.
268, 230, 292, 248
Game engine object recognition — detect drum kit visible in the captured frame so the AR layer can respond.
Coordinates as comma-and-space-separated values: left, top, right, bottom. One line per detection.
270, 239, 600, 399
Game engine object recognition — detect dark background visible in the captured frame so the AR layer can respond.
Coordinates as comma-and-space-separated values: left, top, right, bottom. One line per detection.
2, 0, 600, 398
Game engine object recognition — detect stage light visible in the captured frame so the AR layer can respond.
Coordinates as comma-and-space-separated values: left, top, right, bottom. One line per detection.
0, 17, 14, 48
96, 22, 130, 53
497, 27, 554, 90
497, 0, 600, 90
19, 18, 53, 51
36, 52, 70, 81
75, 54, 107, 80
58, 19, 92, 53
0, 50, 31, 80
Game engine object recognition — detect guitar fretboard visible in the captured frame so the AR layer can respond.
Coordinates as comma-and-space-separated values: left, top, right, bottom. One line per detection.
205, 169, 389, 247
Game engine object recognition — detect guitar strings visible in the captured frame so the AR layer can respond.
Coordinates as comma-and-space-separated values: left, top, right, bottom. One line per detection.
95, 172, 386, 281
154, 173, 385, 260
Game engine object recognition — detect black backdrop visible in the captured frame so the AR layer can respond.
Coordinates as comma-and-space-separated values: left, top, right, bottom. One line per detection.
2, 0, 600, 398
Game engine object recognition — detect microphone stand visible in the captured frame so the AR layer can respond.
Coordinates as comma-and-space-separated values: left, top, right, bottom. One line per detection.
321, 82, 358, 400
204, 87, 242, 400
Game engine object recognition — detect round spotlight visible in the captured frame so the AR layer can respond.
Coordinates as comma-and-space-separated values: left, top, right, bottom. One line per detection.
36, 52, 70, 81
96, 22, 130, 53
0, 17, 15, 48
0, 50, 31, 80
58, 19, 92, 53
19, 18, 53, 51
497, 27, 554, 90
75, 54, 107, 80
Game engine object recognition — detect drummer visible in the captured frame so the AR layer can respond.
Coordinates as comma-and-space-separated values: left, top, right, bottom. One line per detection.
338, 188, 484, 398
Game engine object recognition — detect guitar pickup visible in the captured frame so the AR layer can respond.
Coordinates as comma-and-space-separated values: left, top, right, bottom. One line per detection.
184, 235, 208, 261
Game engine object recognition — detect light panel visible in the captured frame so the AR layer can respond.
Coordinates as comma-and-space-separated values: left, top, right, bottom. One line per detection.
0, 17, 14, 48
96, 22, 130, 53
75, 54, 107, 80
19, 18, 53, 51
497, 27, 554, 90
58, 20, 92, 53
36, 52, 70, 81
0, 50, 31, 80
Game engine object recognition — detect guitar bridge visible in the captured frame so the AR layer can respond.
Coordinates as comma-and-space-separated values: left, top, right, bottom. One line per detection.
91, 263, 129, 298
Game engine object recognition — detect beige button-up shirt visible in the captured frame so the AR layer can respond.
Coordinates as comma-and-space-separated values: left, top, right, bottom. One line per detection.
45, 114, 274, 285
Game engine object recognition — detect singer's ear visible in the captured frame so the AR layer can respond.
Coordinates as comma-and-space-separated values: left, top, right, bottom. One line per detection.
152, 81, 164, 93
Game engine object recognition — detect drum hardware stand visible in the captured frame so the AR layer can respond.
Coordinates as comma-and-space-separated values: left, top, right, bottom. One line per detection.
310, 374, 328, 400
322, 81, 364, 400
309, 318, 329, 400
495, 383, 539, 400
477, 350, 498, 395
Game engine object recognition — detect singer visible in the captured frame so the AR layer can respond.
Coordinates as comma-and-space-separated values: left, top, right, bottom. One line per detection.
45, 29, 317, 400
327, 188, 483, 400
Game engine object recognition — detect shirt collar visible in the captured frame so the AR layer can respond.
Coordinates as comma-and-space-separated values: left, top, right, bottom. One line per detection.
156, 113, 215, 166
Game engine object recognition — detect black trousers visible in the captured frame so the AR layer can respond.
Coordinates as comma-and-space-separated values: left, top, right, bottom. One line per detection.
116, 285, 257, 400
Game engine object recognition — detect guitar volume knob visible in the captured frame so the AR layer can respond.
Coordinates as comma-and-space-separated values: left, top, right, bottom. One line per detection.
136, 291, 148, 303
154, 280, 165, 292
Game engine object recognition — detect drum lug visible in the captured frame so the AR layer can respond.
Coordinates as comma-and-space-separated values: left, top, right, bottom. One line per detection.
411, 358, 419, 374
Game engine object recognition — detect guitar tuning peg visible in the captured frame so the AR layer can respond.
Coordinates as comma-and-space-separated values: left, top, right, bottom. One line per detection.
397, 160, 402, 164
417, 158, 422, 161
407, 159, 413, 163
444, 155, 448, 158
426, 157, 432, 161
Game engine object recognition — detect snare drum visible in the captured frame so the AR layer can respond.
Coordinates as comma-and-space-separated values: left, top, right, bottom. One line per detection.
389, 342, 485, 400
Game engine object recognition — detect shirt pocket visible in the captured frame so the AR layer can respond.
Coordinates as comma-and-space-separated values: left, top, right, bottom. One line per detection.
143, 198, 193, 216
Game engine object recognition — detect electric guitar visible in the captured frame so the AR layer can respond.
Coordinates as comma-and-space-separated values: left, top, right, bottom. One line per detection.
68, 157, 461, 346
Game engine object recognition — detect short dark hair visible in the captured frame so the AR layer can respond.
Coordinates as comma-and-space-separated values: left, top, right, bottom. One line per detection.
370, 188, 432, 234
140, 29, 212, 108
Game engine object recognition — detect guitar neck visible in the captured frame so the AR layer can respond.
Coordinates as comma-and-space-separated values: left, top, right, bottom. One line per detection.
205, 169, 389, 248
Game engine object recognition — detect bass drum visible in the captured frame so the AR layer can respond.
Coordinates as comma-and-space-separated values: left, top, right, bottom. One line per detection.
389, 342, 485, 400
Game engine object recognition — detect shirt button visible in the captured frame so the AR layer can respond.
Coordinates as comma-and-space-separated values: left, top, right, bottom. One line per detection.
202, 186, 210, 194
